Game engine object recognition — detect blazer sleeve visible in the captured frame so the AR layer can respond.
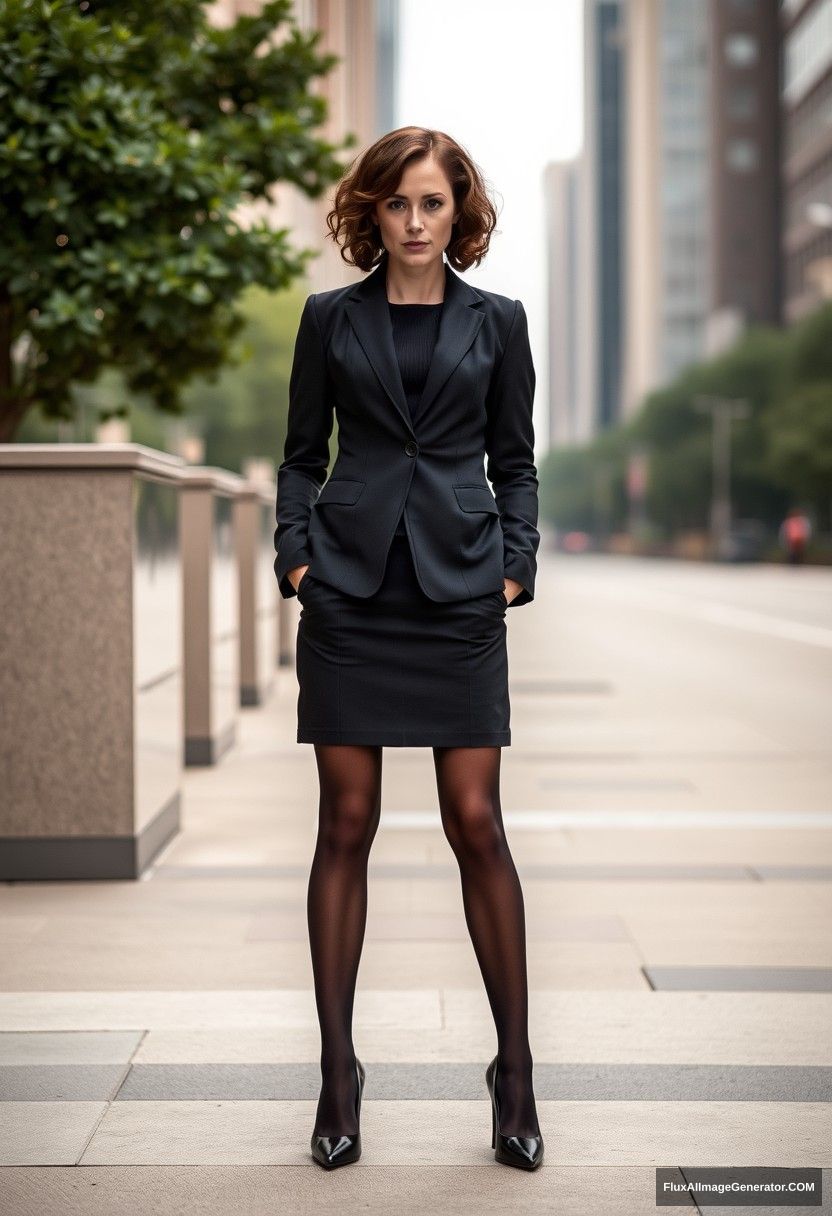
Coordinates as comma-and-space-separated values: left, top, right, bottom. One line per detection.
273, 293, 334, 599
484, 299, 540, 607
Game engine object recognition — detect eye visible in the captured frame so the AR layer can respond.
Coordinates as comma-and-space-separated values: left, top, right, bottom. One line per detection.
386, 198, 445, 211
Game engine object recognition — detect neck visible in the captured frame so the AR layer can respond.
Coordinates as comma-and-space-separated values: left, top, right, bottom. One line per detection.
385, 253, 446, 304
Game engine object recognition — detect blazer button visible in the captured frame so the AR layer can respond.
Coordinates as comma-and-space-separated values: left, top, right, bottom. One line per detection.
405, 440, 418, 456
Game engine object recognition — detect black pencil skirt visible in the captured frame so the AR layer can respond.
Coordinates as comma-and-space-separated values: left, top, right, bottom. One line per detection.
294, 531, 511, 746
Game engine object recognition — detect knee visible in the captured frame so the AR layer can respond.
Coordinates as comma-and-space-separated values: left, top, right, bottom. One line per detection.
441, 795, 503, 859
318, 794, 379, 855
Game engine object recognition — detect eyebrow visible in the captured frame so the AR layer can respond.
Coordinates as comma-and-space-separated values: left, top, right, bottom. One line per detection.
388, 192, 446, 200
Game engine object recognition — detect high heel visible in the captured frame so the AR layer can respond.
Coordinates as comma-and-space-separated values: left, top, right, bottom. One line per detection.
485, 1055, 544, 1170
310, 1057, 365, 1169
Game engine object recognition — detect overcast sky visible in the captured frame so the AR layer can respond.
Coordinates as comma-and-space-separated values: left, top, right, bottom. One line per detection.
397, 0, 584, 444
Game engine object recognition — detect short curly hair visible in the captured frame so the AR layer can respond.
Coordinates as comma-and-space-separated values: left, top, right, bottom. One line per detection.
325, 126, 499, 273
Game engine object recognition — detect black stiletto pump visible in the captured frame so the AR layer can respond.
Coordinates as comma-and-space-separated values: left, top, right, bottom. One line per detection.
485, 1055, 544, 1170
310, 1057, 365, 1169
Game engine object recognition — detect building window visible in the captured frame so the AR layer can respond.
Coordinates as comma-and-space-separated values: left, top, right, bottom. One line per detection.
724, 33, 759, 66
726, 137, 759, 171
728, 84, 758, 118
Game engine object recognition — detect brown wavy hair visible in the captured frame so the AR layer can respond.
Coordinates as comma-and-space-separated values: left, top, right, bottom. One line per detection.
325, 127, 499, 273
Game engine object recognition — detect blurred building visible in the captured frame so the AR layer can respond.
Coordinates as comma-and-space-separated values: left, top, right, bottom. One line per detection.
781, 0, 832, 321
705, 0, 782, 356
208, 0, 398, 292
590, 0, 627, 434
622, 0, 710, 415
546, 0, 625, 445
544, 159, 583, 444
549, 0, 831, 443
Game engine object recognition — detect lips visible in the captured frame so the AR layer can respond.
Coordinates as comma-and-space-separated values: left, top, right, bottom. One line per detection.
404, 242, 427, 249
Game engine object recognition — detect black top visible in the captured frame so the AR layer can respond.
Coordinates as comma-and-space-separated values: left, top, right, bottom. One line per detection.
388, 301, 443, 536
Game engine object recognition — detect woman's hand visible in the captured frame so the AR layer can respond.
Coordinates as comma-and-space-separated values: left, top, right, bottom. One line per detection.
504, 577, 523, 604
289, 564, 310, 592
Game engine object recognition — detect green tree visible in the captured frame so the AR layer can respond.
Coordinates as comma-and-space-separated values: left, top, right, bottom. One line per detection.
625, 327, 790, 531
763, 382, 832, 512
761, 302, 832, 523
179, 280, 312, 474
0, 0, 353, 441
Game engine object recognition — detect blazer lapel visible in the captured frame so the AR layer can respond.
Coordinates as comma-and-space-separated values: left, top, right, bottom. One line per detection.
344, 253, 485, 434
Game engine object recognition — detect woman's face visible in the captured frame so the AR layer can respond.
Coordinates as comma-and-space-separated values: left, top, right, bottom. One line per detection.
372, 154, 459, 272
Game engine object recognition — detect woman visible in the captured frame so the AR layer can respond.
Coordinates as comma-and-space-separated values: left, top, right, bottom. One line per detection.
274, 127, 543, 1172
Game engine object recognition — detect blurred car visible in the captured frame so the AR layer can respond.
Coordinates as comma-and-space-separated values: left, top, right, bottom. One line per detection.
723, 519, 767, 562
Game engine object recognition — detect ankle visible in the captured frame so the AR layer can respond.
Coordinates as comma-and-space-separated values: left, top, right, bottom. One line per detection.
320, 1052, 357, 1074
496, 1050, 534, 1075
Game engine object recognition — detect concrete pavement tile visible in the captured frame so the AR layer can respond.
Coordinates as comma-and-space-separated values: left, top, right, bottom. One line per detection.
355, 941, 648, 989
512, 713, 773, 753
524, 881, 832, 925
136, 856, 832, 883
0, 1064, 128, 1101
442, 991, 832, 1065
637, 942, 832, 966
244, 909, 631, 943
753, 866, 832, 880
23, 914, 253, 949
153, 838, 319, 868
542, 1100, 832, 1168
0, 1032, 142, 1065
521, 863, 756, 879
133, 1026, 331, 1063
116, 1061, 501, 1101
646, 967, 832, 992
0, 989, 441, 1032
151, 863, 315, 879
130, 990, 832, 1064
556, 829, 832, 866
0, 1165, 705, 1216
77, 1099, 832, 1167
0, 940, 321, 989
0, 917, 48, 946
0, 1102, 106, 1165
112, 1060, 832, 1103
0, 938, 645, 989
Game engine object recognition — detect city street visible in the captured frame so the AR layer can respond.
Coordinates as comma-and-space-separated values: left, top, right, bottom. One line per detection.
2, 552, 831, 1214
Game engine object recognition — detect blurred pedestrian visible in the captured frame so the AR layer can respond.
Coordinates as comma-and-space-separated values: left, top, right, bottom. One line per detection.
779, 507, 812, 565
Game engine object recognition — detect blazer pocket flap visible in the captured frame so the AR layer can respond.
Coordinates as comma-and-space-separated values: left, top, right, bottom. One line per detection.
453, 484, 500, 514
315, 478, 366, 506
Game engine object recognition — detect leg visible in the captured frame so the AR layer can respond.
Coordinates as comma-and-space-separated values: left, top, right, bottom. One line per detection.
308, 743, 382, 1135
433, 744, 540, 1138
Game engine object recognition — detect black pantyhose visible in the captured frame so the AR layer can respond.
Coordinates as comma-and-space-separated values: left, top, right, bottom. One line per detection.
308, 744, 381, 1136
433, 745, 540, 1138
307, 742, 539, 1140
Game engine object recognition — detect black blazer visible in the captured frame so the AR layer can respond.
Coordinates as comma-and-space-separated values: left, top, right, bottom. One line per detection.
274, 250, 539, 607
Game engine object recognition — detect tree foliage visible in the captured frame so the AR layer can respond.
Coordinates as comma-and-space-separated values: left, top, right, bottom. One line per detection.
0, 0, 354, 440
545, 306, 832, 540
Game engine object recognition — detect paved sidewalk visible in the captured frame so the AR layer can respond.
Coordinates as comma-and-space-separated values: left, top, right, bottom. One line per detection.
2, 555, 831, 1214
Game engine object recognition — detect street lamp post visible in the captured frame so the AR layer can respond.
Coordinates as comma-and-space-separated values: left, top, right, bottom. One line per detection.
693, 394, 750, 561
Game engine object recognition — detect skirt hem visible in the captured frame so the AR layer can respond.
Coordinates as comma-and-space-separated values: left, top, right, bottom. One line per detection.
297, 729, 511, 747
